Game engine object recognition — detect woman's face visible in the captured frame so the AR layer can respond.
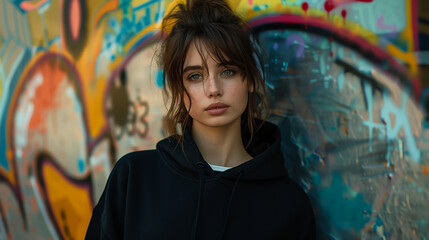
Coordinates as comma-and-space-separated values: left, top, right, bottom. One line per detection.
182, 41, 250, 129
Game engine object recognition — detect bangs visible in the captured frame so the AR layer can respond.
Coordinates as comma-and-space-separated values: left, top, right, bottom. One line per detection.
190, 26, 250, 73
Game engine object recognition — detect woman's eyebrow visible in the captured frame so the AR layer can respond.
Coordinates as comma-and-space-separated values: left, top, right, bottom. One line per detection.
183, 65, 203, 73
183, 63, 237, 74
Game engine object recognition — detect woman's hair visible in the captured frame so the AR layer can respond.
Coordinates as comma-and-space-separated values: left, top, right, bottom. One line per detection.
159, 0, 268, 142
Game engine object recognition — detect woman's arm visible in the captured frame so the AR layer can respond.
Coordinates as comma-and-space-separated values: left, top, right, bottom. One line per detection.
85, 157, 130, 239
297, 194, 316, 239
85, 192, 106, 239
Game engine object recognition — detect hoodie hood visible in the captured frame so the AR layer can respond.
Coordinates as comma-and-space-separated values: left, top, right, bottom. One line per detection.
156, 120, 288, 182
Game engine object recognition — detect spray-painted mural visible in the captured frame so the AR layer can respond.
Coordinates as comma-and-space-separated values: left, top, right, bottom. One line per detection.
0, 0, 427, 239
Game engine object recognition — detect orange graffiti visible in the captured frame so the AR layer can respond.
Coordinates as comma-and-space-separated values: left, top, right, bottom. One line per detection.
42, 162, 92, 240
19, 0, 50, 11
27, 61, 66, 129
70, 0, 82, 41
421, 164, 429, 176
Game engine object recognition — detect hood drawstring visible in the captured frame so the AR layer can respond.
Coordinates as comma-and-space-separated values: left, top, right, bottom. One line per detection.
192, 164, 245, 240
192, 162, 206, 240
219, 170, 244, 240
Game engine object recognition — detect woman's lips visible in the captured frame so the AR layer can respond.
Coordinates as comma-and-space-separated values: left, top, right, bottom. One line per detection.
205, 102, 229, 115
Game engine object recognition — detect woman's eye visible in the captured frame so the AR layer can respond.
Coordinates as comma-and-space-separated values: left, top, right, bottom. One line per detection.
188, 73, 202, 81
222, 69, 235, 77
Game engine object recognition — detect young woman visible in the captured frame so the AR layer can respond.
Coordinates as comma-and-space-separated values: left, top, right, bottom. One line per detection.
85, 0, 316, 239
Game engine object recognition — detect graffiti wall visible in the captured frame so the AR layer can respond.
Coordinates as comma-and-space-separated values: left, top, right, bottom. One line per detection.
0, 0, 427, 239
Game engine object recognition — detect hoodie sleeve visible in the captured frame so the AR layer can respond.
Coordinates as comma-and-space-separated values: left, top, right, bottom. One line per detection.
85, 157, 130, 240
85, 191, 106, 239
297, 194, 316, 239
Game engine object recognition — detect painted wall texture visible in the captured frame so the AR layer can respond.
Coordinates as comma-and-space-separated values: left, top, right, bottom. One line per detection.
0, 0, 428, 239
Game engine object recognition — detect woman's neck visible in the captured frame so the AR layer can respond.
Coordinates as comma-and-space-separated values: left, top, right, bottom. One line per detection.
191, 118, 252, 167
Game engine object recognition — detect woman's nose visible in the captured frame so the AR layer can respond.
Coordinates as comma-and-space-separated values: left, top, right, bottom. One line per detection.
205, 75, 223, 97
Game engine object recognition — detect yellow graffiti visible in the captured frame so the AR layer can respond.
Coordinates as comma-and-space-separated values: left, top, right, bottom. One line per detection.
43, 164, 92, 240
95, 0, 119, 26
401, 0, 418, 74
125, 24, 160, 53
387, 43, 418, 73
131, 0, 160, 9
380, 0, 419, 75
160, 0, 186, 34
75, 26, 108, 139
84, 74, 108, 139
26, 0, 61, 47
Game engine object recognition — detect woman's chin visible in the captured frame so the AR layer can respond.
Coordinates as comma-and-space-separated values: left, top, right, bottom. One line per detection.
192, 116, 241, 129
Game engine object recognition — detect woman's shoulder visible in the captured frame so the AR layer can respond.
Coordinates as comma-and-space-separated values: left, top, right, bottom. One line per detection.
111, 149, 160, 174
118, 149, 158, 162
273, 177, 313, 204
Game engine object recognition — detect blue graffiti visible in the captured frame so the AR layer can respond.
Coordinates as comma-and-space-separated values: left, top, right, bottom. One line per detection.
380, 91, 421, 163
102, 0, 164, 58
310, 173, 372, 233
155, 69, 163, 88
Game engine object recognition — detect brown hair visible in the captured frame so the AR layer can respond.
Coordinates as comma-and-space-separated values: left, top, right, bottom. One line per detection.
159, 0, 268, 143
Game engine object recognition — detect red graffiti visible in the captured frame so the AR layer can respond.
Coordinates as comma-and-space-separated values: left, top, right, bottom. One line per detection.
341, 9, 347, 24
324, 0, 372, 14
301, 2, 309, 12
302, 2, 309, 29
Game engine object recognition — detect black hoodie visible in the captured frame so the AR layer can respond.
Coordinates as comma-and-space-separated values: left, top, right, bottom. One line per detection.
85, 121, 315, 239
